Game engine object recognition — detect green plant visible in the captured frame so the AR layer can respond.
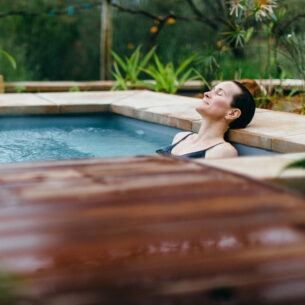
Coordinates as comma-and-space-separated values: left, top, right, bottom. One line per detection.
223, 0, 281, 77
138, 54, 202, 94
111, 45, 156, 90
14, 85, 26, 93
69, 86, 80, 92
254, 95, 270, 109
223, 25, 254, 49
0, 49, 16, 70
284, 159, 305, 170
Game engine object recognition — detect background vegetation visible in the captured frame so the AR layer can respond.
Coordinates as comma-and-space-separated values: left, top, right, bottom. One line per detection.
1, 0, 305, 82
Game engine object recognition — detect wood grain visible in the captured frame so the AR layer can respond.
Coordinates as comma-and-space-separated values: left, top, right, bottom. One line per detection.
0, 155, 304, 304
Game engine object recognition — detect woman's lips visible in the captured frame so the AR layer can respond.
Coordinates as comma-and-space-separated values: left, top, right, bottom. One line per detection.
202, 98, 210, 105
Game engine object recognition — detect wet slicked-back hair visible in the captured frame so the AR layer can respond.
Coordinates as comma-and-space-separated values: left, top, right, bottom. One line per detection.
229, 81, 256, 129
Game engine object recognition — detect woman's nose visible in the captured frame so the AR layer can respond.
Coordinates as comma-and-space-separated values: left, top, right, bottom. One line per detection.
204, 90, 212, 98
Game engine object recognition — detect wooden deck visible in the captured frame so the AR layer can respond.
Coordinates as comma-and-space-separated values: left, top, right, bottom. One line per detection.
0, 155, 305, 304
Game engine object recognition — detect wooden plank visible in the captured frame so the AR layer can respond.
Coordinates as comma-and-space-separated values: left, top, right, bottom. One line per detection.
0, 155, 304, 304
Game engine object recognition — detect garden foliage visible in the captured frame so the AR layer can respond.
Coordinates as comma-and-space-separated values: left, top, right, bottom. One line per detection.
0, 0, 305, 81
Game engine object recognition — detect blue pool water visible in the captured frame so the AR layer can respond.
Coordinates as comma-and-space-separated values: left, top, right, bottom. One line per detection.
0, 113, 182, 163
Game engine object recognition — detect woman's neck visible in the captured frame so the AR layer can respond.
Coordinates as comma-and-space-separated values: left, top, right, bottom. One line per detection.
197, 119, 228, 142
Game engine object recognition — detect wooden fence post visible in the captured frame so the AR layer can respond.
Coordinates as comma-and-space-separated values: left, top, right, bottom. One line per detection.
0, 75, 4, 93
100, 0, 112, 80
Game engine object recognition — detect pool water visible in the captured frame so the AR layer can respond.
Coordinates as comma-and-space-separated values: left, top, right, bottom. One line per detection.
0, 113, 182, 163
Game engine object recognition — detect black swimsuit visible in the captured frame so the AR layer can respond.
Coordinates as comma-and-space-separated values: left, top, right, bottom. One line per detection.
156, 133, 224, 158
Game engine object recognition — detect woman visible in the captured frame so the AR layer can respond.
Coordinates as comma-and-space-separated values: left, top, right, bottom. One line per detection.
156, 80, 256, 159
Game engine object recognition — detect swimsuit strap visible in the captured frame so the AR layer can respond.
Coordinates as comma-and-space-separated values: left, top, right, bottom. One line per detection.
173, 133, 224, 153
180, 141, 224, 158
205, 141, 225, 151
172, 133, 225, 155
156, 133, 225, 158
171, 132, 194, 149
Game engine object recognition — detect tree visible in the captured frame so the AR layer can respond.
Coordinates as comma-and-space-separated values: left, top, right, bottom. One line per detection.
1, 0, 305, 81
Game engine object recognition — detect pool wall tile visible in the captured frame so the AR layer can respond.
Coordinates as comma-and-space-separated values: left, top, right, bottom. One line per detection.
135, 111, 177, 128
58, 104, 109, 113
229, 130, 273, 150
272, 135, 305, 153
168, 117, 193, 130
0, 105, 58, 115
132, 104, 198, 130
111, 104, 135, 117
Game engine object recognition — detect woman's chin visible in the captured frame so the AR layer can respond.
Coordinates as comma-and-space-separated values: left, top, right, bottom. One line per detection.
195, 104, 207, 114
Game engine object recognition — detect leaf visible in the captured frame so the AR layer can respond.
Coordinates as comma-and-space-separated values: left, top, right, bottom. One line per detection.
128, 47, 141, 82
288, 87, 299, 98
245, 27, 254, 43
139, 46, 156, 68
176, 55, 194, 77
111, 50, 127, 71
166, 63, 176, 93
111, 62, 128, 90
136, 80, 156, 91
192, 69, 211, 89
0, 50, 16, 69
141, 66, 157, 79
177, 69, 193, 86
153, 54, 166, 76
285, 159, 305, 170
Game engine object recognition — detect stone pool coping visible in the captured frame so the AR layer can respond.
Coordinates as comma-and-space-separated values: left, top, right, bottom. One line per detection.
0, 89, 305, 182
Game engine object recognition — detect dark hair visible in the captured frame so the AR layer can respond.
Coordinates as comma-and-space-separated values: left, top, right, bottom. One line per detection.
229, 81, 256, 129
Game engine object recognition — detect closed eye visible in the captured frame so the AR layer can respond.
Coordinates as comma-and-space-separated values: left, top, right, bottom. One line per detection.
213, 87, 225, 96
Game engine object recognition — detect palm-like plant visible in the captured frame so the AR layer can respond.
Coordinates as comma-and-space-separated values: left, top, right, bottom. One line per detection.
111, 45, 156, 90
0, 49, 16, 92
138, 54, 202, 94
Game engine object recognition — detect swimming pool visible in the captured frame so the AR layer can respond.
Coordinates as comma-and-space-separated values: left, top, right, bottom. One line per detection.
0, 113, 182, 163
0, 112, 277, 163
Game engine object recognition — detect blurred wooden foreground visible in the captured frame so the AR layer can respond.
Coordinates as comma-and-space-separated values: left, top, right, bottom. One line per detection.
0, 155, 305, 305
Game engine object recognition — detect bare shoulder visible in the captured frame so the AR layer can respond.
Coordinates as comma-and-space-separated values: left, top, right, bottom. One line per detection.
172, 131, 192, 144
205, 142, 238, 159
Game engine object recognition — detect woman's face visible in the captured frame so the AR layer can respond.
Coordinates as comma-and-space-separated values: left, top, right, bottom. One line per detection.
196, 81, 242, 119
